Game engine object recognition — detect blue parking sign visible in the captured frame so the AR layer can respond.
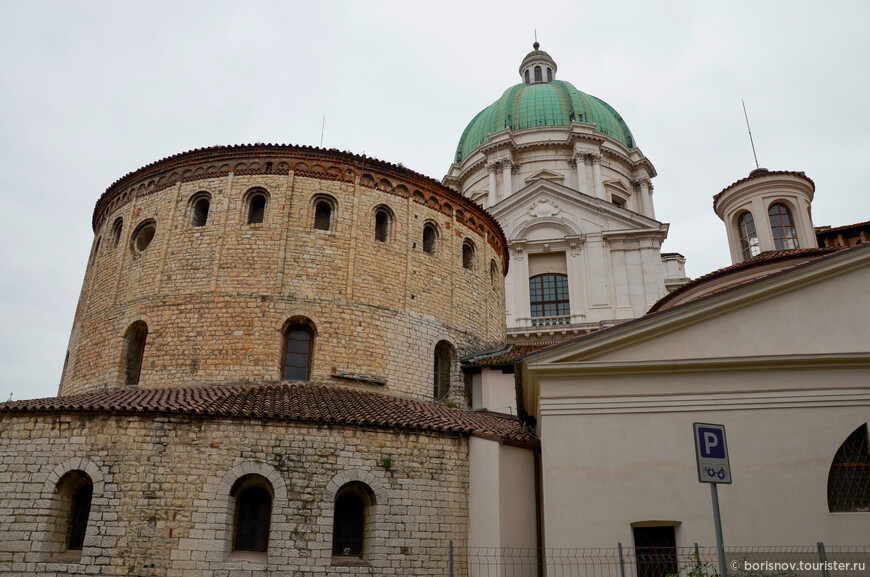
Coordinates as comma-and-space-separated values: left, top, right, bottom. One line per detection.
693, 423, 731, 484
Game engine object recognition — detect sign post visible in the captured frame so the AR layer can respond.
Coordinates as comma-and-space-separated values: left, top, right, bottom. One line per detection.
693, 423, 731, 577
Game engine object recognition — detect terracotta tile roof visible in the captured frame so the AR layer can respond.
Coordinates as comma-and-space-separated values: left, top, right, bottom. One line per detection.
649, 247, 841, 312
815, 219, 870, 235
462, 343, 553, 367
0, 383, 536, 444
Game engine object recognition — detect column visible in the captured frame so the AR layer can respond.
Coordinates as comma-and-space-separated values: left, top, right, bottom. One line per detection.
591, 155, 605, 200
487, 162, 498, 207
645, 180, 655, 219
638, 179, 652, 219
573, 154, 588, 195
502, 161, 513, 199
509, 241, 530, 328
632, 180, 646, 215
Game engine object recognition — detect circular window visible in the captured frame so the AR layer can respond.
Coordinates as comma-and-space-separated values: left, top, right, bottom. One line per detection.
132, 221, 156, 253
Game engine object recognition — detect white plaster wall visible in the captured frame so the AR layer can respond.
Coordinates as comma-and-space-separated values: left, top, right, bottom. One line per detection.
469, 437, 538, 550
539, 398, 870, 548
481, 368, 518, 415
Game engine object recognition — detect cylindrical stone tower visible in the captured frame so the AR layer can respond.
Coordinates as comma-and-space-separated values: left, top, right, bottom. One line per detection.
61, 145, 508, 405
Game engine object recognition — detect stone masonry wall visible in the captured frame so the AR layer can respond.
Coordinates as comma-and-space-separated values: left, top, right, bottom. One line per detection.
0, 412, 471, 576
61, 148, 507, 405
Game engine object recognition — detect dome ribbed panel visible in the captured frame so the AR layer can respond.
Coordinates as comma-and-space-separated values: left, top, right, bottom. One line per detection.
454, 80, 636, 163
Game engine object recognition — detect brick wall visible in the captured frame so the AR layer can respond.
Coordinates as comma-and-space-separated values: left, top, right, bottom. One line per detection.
60, 148, 507, 405
0, 412, 470, 576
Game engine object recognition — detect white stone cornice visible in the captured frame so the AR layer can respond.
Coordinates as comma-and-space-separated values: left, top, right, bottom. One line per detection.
524, 245, 870, 370
538, 385, 870, 416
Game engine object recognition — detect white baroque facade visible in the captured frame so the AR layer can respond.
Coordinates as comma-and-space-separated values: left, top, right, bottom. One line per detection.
444, 43, 689, 341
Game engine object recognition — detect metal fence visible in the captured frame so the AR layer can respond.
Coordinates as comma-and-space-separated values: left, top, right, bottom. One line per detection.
448, 543, 870, 577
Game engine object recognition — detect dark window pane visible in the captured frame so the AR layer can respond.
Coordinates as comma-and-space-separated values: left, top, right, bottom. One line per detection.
828, 424, 870, 512
333, 493, 364, 556
314, 201, 332, 230
423, 225, 437, 254
375, 210, 389, 242
67, 482, 92, 550
283, 327, 311, 380
530, 274, 570, 321
634, 526, 677, 577
248, 195, 266, 224
235, 486, 271, 552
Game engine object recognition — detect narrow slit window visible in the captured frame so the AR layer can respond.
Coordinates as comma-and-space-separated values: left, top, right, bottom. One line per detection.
111, 218, 123, 247
57, 471, 93, 552
123, 321, 148, 385
433, 340, 453, 400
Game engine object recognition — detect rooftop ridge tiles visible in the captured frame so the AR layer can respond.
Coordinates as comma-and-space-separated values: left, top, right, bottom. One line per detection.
0, 382, 536, 444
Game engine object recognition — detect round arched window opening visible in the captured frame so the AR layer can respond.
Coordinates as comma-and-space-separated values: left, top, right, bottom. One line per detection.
423, 223, 438, 254
462, 241, 475, 270
191, 194, 211, 227
374, 206, 393, 243
132, 221, 156, 253
248, 194, 267, 225
111, 218, 123, 247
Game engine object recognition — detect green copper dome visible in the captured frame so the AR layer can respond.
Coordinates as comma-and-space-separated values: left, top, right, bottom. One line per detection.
454, 80, 636, 164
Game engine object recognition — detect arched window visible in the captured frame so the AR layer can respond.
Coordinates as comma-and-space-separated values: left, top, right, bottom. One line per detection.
530, 273, 570, 322
534, 65, 542, 82
374, 206, 392, 243
232, 475, 273, 553
433, 340, 454, 400
490, 260, 499, 289
737, 211, 760, 260
462, 240, 475, 270
90, 237, 101, 265
768, 202, 799, 250
57, 471, 93, 552
332, 482, 375, 558
422, 223, 438, 254
191, 194, 210, 227
546, 67, 553, 81
132, 220, 156, 253
827, 424, 870, 512
524, 70, 530, 84
283, 321, 314, 381
247, 192, 267, 225
111, 218, 123, 248
123, 321, 148, 385
314, 200, 333, 231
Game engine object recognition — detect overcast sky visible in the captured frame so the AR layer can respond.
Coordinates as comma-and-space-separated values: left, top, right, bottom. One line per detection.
2, 1, 868, 401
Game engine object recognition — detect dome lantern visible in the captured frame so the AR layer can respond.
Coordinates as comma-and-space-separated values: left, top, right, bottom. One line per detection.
519, 41, 557, 84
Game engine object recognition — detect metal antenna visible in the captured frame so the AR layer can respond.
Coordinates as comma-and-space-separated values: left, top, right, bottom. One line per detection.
320, 115, 326, 148
742, 99, 759, 169
534, 29, 537, 44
